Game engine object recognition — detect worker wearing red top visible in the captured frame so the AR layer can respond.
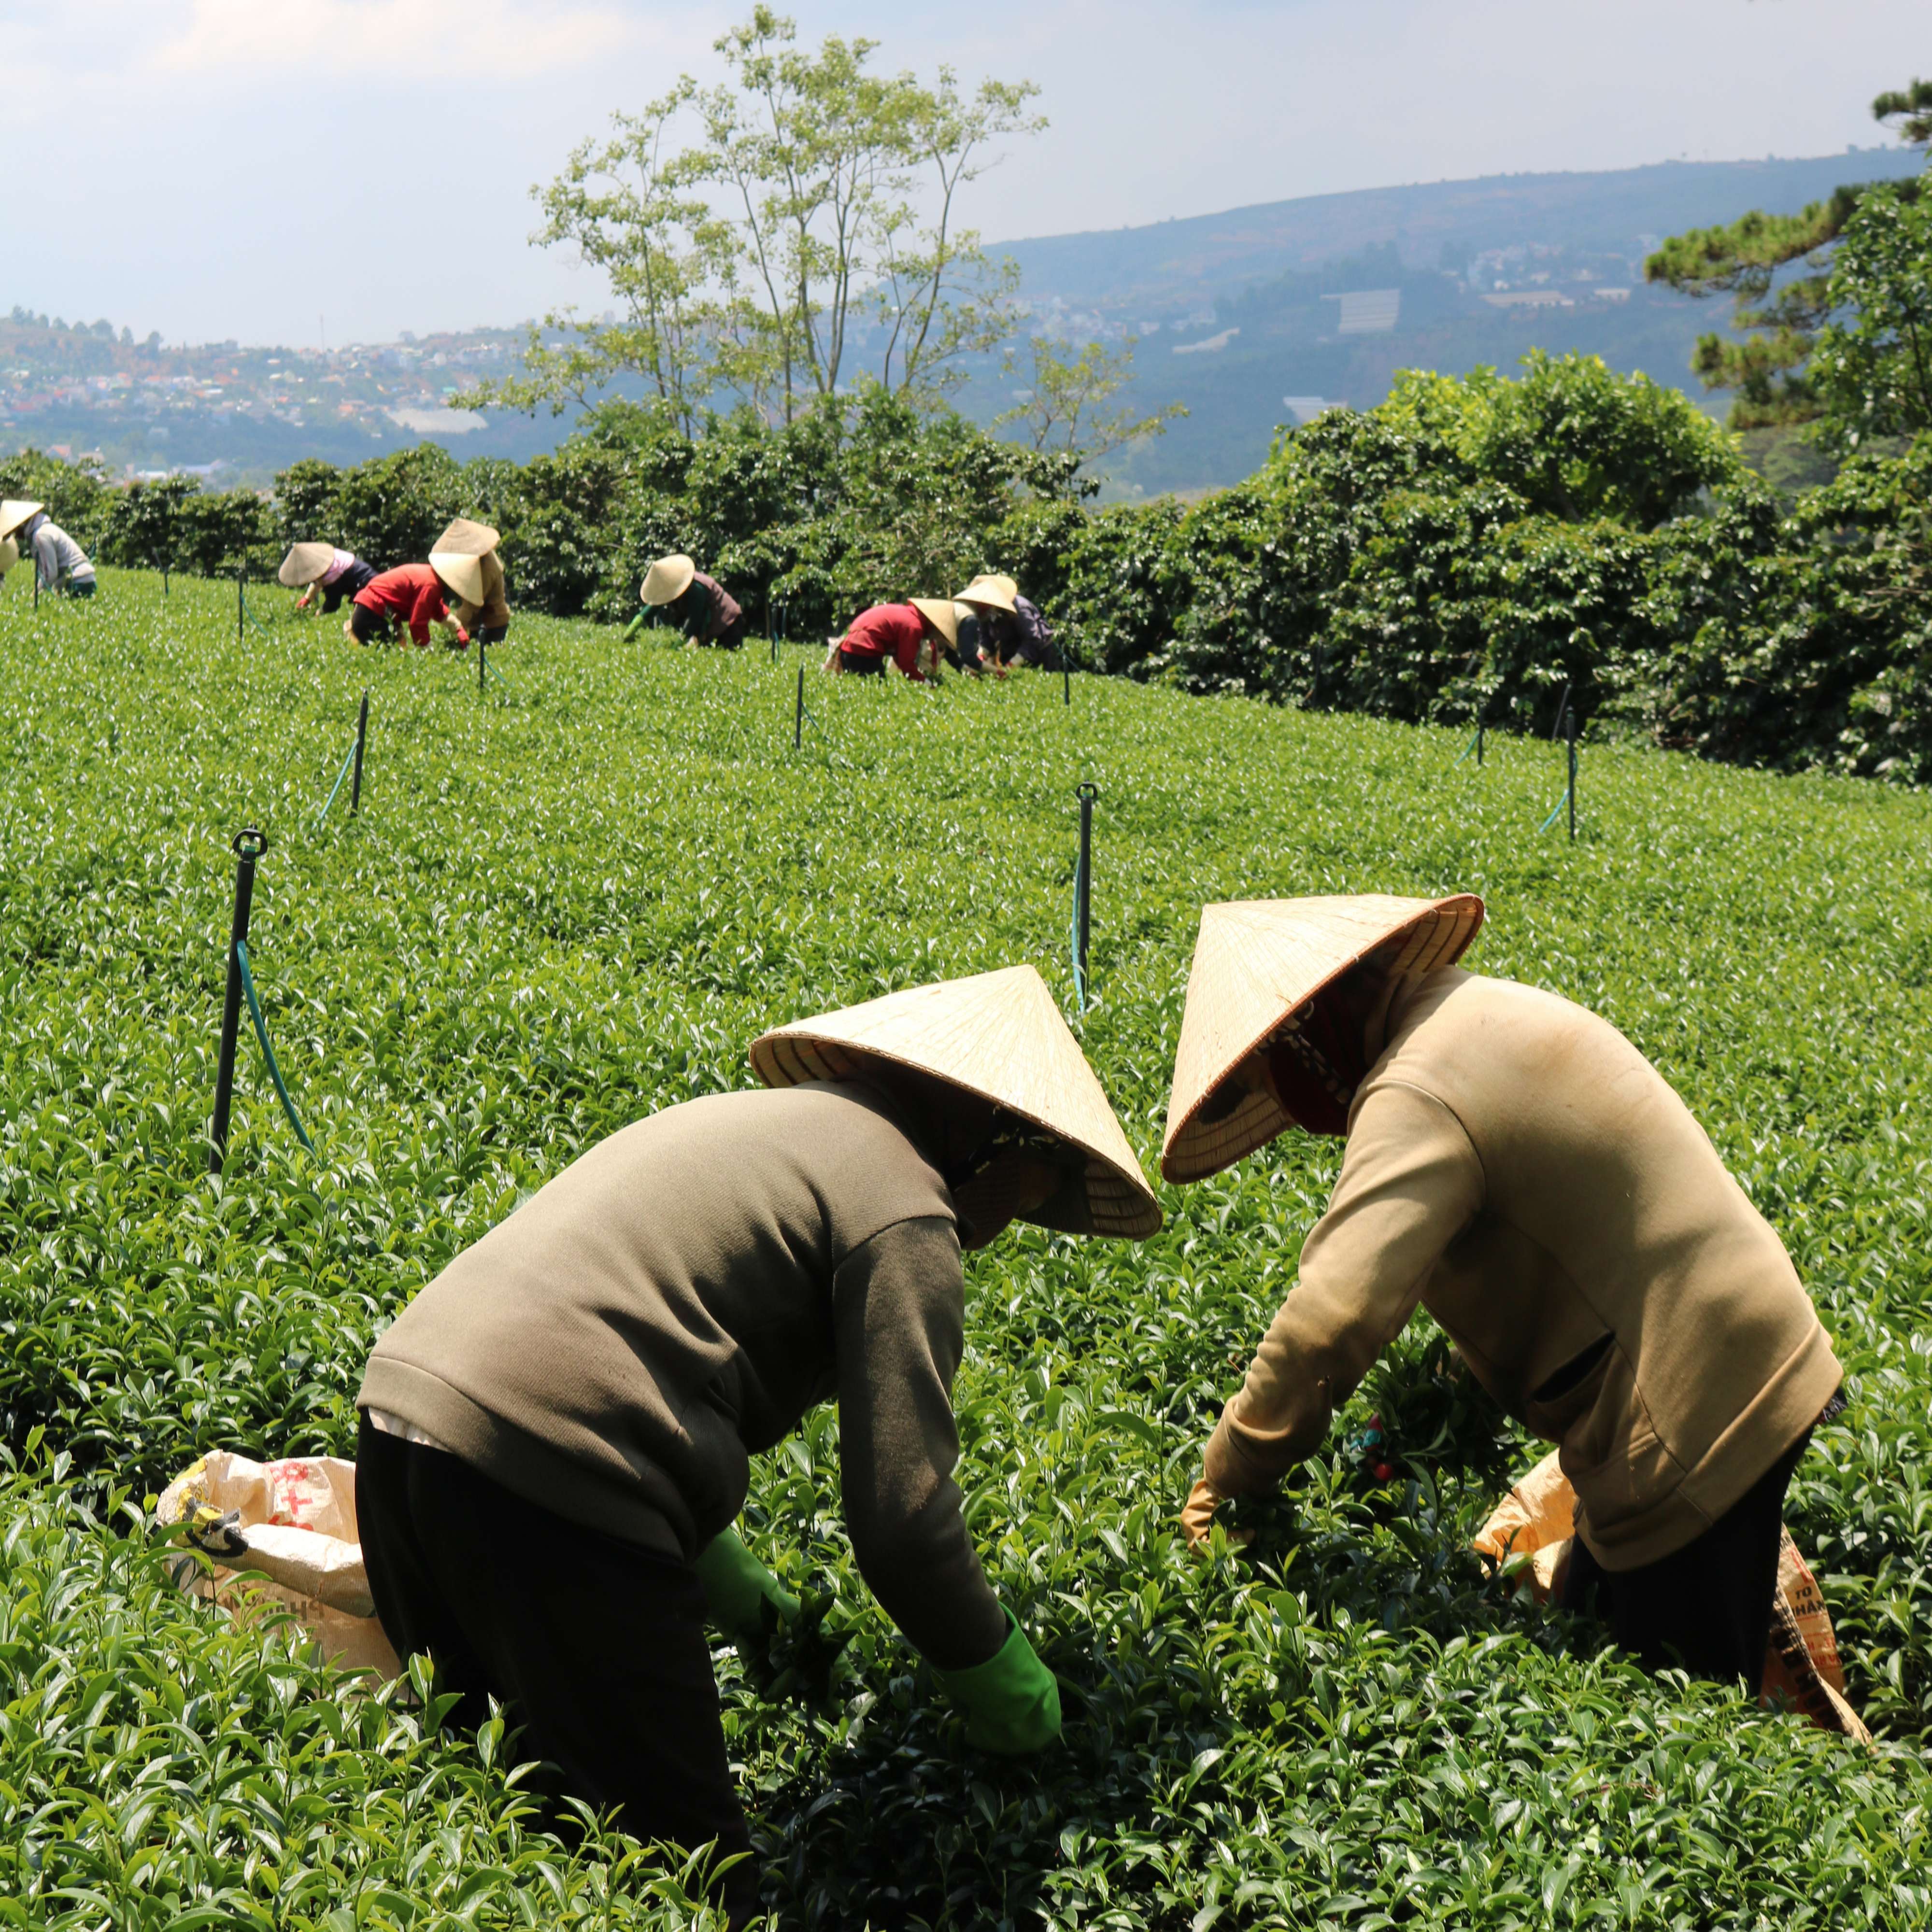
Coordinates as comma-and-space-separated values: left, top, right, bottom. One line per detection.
348, 563, 471, 649
826, 599, 958, 681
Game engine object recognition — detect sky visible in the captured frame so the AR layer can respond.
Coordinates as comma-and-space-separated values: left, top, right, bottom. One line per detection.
6, 0, 1926, 349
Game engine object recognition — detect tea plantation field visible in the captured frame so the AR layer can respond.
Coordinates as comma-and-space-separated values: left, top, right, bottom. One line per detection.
5, 569, 1932, 1928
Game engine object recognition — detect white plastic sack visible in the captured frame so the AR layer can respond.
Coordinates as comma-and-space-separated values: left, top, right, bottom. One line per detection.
158, 1451, 402, 1679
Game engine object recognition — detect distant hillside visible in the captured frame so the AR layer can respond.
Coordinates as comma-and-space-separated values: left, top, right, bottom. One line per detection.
7, 149, 1923, 494
994, 150, 1924, 312
975, 148, 1927, 494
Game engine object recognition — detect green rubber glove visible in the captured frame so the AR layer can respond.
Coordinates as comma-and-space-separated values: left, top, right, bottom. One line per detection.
933, 1608, 1062, 1755
693, 1527, 800, 1639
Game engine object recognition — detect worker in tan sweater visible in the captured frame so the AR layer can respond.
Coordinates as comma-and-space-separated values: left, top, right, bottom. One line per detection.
355, 966, 1159, 1922
1163, 894, 1842, 1694
429, 516, 511, 646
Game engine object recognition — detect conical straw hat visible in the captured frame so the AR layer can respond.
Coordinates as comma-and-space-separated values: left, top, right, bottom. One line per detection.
751, 965, 1162, 1238
432, 517, 500, 557
430, 550, 487, 606
1161, 894, 1485, 1183
641, 554, 696, 605
0, 500, 44, 542
278, 542, 336, 588
0, 535, 17, 578
957, 572, 1018, 614
909, 597, 959, 648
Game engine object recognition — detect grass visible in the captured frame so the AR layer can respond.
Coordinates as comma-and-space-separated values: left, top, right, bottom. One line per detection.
3, 566, 1932, 1926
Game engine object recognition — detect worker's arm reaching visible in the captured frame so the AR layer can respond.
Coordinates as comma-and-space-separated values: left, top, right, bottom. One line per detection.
833, 1214, 1060, 1750
1186, 1081, 1484, 1543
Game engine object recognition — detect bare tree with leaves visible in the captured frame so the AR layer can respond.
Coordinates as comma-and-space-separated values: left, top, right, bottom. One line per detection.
467, 8, 1043, 429
996, 334, 1187, 481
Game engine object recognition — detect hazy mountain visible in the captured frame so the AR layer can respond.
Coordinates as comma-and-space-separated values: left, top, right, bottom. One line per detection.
974, 147, 1927, 494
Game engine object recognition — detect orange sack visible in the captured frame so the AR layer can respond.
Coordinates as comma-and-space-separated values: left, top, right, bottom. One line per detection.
1474, 1449, 1869, 1744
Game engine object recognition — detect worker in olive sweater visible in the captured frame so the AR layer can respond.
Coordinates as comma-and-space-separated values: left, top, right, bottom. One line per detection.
355, 964, 1160, 1921
1165, 894, 1843, 1694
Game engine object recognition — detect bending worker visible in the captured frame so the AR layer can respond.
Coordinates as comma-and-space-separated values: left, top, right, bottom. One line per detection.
354, 965, 1161, 1921
957, 573, 1058, 672
826, 597, 957, 680
431, 517, 511, 647
638, 552, 743, 649
1165, 893, 1842, 1695
1, 499, 96, 597
346, 560, 469, 649
279, 543, 376, 613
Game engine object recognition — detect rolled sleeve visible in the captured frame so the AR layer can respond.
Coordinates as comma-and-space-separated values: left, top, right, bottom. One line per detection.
834, 1216, 1008, 1670
1208, 1082, 1485, 1494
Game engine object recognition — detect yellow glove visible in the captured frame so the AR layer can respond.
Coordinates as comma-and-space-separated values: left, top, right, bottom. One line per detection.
1180, 1476, 1254, 1551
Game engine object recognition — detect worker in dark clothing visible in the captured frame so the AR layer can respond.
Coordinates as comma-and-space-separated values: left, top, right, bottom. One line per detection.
957, 573, 1060, 671
279, 543, 378, 613
639, 552, 745, 649
431, 518, 512, 646
354, 964, 1161, 1923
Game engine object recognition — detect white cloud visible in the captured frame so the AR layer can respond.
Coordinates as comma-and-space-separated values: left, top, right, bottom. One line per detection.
153, 0, 644, 81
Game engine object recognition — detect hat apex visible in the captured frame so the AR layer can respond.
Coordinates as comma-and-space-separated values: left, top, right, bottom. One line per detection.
751, 965, 1161, 1239
957, 573, 1019, 615
432, 517, 500, 558
1161, 894, 1484, 1183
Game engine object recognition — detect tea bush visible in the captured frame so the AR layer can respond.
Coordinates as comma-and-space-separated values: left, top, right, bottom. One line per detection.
4, 571, 1932, 1924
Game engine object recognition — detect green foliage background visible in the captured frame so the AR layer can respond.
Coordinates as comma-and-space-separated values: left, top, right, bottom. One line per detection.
3, 572, 1932, 1923
8, 348, 1929, 784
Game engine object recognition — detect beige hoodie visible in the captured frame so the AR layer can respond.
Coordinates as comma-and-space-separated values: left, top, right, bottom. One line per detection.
1206, 968, 1841, 1569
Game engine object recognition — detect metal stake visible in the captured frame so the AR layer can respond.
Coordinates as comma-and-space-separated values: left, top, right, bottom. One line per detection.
1076, 782, 1097, 991
209, 827, 269, 1173
350, 690, 369, 814
1567, 715, 1578, 842
794, 663, 804, 749
479, 630, 486, 694
237, 569, 244, 645
1477, 717, 1486, 767
1550, 681, 1572, 743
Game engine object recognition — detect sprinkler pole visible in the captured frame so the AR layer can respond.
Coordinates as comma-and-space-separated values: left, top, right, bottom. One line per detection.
350, 690, 369, 815
209, 828, 269, 1173
1076, 782, 1097, 991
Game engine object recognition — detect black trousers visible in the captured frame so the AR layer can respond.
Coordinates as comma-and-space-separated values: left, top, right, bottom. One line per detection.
1560, 1432, 1810, 1696
355, 1419, 759, 1921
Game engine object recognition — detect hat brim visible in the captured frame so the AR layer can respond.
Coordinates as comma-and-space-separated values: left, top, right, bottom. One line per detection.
642, 555, 696, 606
0, 500, 45, 543
751, 965, 1161, 1240
1161, 894, 1485, 1183
430, 550, 487, 606
909, 598, 960, 649
278, 543, 336, 588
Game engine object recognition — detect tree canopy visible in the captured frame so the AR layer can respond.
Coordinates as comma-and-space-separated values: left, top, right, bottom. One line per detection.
1647, 79, 1930, 437
467, 8, 1043, 434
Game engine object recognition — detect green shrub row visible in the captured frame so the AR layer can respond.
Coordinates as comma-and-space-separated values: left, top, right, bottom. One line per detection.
5, 350, 1928, 778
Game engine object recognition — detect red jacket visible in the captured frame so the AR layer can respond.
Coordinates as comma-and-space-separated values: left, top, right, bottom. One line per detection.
355, 564, 451, 646
841, 603, 928, 680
